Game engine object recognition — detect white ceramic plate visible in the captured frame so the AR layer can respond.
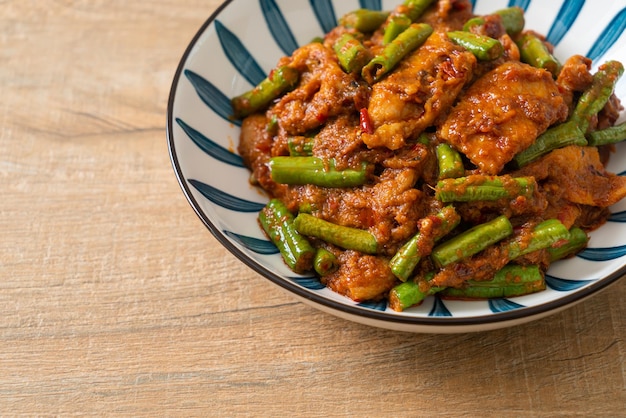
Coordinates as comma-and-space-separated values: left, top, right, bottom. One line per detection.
167, 0, 626, 333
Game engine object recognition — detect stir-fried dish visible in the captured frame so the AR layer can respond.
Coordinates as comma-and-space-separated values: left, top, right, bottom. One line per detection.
231, 0, 626, 311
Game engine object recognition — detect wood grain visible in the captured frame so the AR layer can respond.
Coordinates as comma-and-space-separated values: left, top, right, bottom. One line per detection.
0, 1, 624, 415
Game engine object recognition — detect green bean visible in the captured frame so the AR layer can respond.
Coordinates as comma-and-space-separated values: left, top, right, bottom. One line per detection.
389, 206, 461, 282
431, 215, 513, 268
435, 175, 535, 202
231, 65, 299, 119
362, 23, 433, 84
516, 32, 561, 77
462, 17, 485, 33
464, 7, 525, 36
495, 7, 525, 35
388, 273, 442, 312
440, 264, 545, 299
403, 0, 436, 22
436, 143, 465, 180
313, 248, 340, 276
383, 13, 412, 45
259, 199, 315, 274
587, 122, 626, 146
266, 115, 279, 136
268, 156, 368, 188
505, 219, 570, 260
339, 9, 390, 32
447, 31, 504, 61
548, 227, 589, 261
294, 213, 378, 254
333, 33, 371, 74
571, 60, 624, 133
287, 136, 314, 156
513, 120, 587, 167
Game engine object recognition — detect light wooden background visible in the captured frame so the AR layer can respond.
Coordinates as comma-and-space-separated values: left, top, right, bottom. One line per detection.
1, 1, 624, 416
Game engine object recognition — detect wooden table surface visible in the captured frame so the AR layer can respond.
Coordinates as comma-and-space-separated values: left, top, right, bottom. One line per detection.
1, 1, 624, 416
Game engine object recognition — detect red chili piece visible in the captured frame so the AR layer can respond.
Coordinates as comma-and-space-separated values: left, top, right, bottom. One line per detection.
359, 108, 374, 134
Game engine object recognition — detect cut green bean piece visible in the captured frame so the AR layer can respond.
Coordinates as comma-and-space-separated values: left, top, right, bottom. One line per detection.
404, 0, 436, 22
440, 264, 545, 299
505, 219, 570, 260
447, 31, 503, 61
587, 122, 626, 146
462, 17, 485, 32
435, 175, 535, 202
266, 115, 279, 135
294, 213, 378, 254
516, 32, 561, 77
494, 7, 525, 35
417, 132, 431, 145
333, 33, 371, 74
389, 273, 442, 312
514, 120, 587, 167
288, 136, 314, 156
436, 143, 465, 180
548, 227, 589, 262
259, 199, 315, 274
390, 206, 461, 281
269, 156, 367, 188
572, 61, 624, 133
362, 23, 433, 84
313, 248, 340, 276
383, 13, 412, 45
339, 9, 390, 32
431, 215, 513, 268
463, 7, 524, 36
231, 65, 300, 119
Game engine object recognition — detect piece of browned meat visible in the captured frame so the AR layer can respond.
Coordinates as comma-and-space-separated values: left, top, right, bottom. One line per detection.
439, 61, 569, 174
322, 250, 398, 302
515, 145, 626, 229
361, 30, 477, 150
268, 43, 368, 136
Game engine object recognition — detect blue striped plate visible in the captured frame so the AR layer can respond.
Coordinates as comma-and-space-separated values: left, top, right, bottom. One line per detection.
167, 0, 626, 333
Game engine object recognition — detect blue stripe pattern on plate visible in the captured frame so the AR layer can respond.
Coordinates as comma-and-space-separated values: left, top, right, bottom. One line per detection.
507, 0, 530, 11
577, 244, 626, 261
189, 179, 266, 212
176, 118, 244, 167
223, 230, 278, 254
260, 0, 299, 55
359, 0, 382, 10
290, 276, 326, 290
608, 210, 626, 222
357, 300, 387, 311
546, 0, 585, 46
587, 7, 626, 62
215, 20, 266, 86
184, 70, 239, 126
310, 0, 337, 34
429, 296, 452, 317
489, 298, 524, 313
545, 275, 594, 291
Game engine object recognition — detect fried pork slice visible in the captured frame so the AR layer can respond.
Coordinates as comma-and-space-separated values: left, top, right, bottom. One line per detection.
439, 61, 569, 174
556, 54, 593, 112
515, 145, 626, 230
517, 145, 626, 208
269, 43, 368, 136
361, 30, 477, 150
322, 250, 398, 302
